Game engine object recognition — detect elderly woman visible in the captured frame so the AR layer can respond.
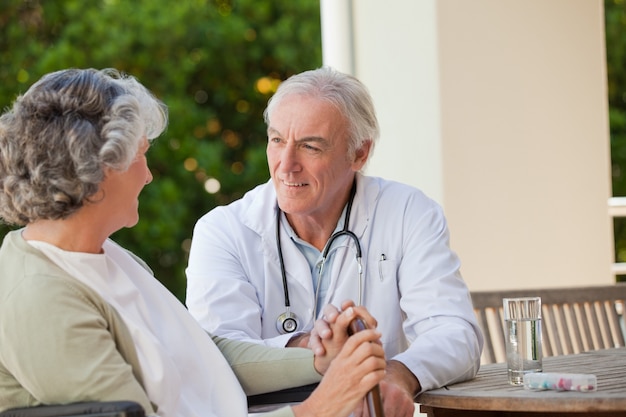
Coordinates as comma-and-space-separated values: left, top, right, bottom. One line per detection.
0, 68, 385, 417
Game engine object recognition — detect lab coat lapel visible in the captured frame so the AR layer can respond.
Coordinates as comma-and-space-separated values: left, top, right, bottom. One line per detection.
242, 181, 315, 299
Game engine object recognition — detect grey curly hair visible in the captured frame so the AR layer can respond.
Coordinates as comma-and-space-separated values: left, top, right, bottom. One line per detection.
263, 66, 379, 161
0, 68, 168, 225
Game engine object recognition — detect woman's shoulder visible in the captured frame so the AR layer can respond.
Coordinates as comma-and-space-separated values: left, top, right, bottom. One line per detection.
0, 231, 111, 314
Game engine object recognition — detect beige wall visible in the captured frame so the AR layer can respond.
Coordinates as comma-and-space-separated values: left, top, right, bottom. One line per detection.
322, 0, 614, 291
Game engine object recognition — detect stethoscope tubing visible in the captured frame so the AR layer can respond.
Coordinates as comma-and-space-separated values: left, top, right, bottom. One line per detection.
275, 180, 362, 333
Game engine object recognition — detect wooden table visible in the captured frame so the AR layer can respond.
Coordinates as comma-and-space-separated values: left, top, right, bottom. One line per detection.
417, 348, 626, 416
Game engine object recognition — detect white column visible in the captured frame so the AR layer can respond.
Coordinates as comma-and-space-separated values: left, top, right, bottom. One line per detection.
348, 0, 613, 290
320, 0, 354, 74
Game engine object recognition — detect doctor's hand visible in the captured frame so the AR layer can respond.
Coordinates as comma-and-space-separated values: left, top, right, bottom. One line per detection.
348, 377, 416, 417
375, 368, 418, 417
309, 300, 378, 356
355, 360, 417, 417
342, 352, 417, 417
311, 302, 380, 375
292, 326, 385, 417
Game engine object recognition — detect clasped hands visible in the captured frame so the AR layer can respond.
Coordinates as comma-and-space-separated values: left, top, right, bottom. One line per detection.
288, 300, 416, 417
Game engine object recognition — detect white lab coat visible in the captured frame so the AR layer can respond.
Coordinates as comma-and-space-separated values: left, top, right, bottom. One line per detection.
186, 174, 483, 392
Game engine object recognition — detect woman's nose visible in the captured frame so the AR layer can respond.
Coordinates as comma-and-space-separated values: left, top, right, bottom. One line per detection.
146, 167, 154, 184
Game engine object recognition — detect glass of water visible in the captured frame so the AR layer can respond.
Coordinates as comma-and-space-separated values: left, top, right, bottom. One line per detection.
503, 296, 542, 385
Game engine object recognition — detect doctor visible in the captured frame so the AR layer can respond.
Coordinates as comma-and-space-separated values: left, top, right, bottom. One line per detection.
186, 66, 483, 417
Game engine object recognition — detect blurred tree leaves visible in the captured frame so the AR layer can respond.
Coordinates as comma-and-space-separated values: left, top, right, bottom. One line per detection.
0, 0, 322, 300
606, 0, 626, 273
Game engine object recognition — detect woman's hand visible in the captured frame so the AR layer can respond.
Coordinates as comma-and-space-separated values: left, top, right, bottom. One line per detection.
292, 325, 386, 417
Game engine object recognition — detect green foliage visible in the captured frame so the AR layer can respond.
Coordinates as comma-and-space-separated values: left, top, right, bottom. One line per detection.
607, 0, 626, 193
0, 0, 322, 299
606, 0, 626, 280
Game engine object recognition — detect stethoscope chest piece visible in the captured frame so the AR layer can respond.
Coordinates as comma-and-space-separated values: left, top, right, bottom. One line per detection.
276, 309, 299, 333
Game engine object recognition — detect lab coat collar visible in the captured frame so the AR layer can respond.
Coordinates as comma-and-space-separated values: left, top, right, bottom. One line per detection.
241, 179, 278, 239
241, 173, 379, 242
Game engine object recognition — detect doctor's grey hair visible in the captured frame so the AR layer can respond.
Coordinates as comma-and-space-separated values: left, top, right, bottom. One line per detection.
263, 66, 380, 161
0, 68, 168, 225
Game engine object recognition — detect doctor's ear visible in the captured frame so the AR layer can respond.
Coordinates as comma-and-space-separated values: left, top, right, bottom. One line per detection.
351, 140, 372, 170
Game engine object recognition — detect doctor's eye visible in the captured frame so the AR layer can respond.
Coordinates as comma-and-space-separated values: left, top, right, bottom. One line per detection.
302, 143, 320, 151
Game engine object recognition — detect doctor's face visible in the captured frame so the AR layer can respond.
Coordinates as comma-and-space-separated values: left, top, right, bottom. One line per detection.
266, 94, 367, 224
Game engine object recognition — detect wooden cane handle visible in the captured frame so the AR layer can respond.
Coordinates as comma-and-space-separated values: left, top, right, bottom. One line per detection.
347, 318, 385, 417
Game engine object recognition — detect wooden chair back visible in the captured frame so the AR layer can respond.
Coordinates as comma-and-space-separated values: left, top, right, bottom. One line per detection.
471, 284, 626, 364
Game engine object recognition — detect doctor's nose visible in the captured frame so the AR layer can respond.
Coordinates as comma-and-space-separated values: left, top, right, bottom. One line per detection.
277, 144, 302, 174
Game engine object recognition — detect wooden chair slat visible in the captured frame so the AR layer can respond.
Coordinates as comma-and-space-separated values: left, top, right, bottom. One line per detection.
471, 284, 626, 364
569, 303, 588, 352
540, 304, 554, 357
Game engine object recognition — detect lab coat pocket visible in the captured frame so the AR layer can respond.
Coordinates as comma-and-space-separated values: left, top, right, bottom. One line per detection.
374, 254, 397, 283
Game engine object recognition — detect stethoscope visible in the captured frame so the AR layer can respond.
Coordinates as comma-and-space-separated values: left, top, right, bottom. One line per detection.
275, 181, 363, 334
